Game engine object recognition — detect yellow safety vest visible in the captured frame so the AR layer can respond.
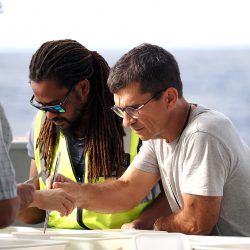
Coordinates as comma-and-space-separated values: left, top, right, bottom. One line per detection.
34, 111, 159, 229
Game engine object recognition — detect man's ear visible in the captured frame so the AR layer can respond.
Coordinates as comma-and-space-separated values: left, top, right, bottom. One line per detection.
164, 87, 178, 108
76, 79, 90, 99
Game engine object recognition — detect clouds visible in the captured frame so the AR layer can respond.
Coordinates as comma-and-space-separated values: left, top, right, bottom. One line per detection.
0, 0, 250, 49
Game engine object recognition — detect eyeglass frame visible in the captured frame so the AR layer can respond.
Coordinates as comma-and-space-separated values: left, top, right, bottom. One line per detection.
111, 87, 168, 119
30, 85, 75, 113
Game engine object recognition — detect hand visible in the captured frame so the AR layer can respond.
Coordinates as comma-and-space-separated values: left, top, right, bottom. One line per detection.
17, 183, 35, 210
121, 218, 154, 230
53, 173, 80, 196
33, 189, 76, 217
53, 180, 82, 199
121, 221, 140, 230
46, 174, 73, 189
54, 174, 74, 184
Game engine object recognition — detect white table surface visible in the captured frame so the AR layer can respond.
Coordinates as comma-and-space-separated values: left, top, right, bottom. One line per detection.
1, 226, 250, 250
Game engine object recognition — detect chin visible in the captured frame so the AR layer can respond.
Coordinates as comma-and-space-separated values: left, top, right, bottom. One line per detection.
55, 123, 69, 130
137, 134, 151, 141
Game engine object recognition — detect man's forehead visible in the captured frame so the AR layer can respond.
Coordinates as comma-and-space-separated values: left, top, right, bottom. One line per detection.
31, 80, 68, 104
113, 82, 144, 107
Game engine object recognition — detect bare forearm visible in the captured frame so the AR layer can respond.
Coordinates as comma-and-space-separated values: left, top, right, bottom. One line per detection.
76, 180, 139, 212
127, 192, 172, 230
154, 194, 221, 235
154, 209, 216, 235
53, 168, 160, 214
154, 212, 192, 233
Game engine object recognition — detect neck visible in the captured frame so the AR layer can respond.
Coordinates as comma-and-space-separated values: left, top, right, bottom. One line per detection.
165, 101, 192, 143
65, 114, 90, 139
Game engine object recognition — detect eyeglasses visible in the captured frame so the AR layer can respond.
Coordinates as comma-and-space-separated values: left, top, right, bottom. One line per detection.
111, 88, 167, 119
30, 86, 74, 113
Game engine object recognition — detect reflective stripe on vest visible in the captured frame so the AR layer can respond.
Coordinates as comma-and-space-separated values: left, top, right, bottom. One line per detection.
34, 111, 158, 229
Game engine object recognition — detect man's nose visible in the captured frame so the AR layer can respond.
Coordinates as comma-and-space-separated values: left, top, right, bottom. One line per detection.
122, 112, 136, 128
45, 111, 59, 120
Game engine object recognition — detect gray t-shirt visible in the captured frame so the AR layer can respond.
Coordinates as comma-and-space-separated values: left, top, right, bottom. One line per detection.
0, 103, 16, 199
133, 105, 250, 236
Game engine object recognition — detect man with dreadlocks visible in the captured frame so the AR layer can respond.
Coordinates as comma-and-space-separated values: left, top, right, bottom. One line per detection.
18, 39, 162, 229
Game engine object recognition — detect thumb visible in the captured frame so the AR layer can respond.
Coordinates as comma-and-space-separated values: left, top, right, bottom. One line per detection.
53, 182, 72, 192
46, 176, 53, 189
54, 174, 73, 183
53, 181, 64, 189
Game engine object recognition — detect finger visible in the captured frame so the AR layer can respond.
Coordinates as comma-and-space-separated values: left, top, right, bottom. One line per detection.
46, 176, 52, 189
53, 199, 70, 217
53, 182, 73, 193
53, 182, 64, 189
54, 174, 64, 182
121, 223, 135, 229
121, 223, 130, 229
53, 182, 65, 189
58, 197, 75, 217
62, 199, 75, 216
54, 174, 72, 183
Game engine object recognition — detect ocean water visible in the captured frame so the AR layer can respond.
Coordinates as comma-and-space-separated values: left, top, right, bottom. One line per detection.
0, 48, 250, 145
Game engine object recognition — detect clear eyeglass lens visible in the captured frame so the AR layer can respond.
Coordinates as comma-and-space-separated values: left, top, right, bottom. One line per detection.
125, 107, 138, 119
112, 107, 124, 118
112, 106, 139, 119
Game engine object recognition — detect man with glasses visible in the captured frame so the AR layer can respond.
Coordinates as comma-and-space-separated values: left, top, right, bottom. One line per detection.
18, 39, 163, 230
0, 103, 34, 228
54, 43, 250, 236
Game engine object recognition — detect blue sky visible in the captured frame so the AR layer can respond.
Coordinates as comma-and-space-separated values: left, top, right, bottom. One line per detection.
0, 0, 250, 50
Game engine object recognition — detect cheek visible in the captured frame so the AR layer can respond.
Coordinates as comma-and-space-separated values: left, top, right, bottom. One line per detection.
143, 115, 159, 131
65, 106, 80, 120
66, 96, 82, 114
70, 100, 87, 119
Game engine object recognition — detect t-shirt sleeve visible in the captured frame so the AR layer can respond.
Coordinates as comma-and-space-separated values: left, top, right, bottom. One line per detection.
132, 140, 160, 173
182, 131, 229, 196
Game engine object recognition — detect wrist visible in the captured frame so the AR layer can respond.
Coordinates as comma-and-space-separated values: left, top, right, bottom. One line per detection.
76, 183, 89, 208
29, 190, 40, 208
30, 190, 46, 209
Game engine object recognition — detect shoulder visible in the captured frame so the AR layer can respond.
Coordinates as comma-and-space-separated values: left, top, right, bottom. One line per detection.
188, 105, 235, 135
184, 105, 246, 151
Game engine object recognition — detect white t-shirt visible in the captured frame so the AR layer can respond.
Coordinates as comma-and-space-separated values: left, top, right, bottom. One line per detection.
133, 105, 250, 236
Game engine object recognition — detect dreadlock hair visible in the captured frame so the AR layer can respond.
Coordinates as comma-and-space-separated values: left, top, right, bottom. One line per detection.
29, 39, 126, 181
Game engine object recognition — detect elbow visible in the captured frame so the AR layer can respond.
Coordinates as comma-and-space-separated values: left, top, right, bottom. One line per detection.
0, 216, 16, 228
186, 219, 215, 235
18, 207, 45, 224
0, 207, 17, 228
